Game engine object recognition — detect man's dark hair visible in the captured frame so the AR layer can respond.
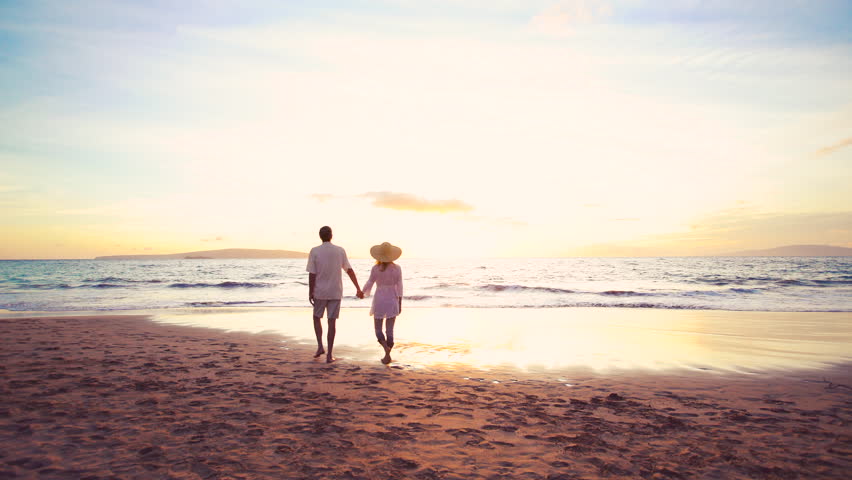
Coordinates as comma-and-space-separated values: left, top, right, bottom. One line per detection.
319, 226, 332, 242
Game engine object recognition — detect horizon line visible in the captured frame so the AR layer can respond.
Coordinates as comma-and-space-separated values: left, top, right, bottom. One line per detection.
2, 254, 851, 261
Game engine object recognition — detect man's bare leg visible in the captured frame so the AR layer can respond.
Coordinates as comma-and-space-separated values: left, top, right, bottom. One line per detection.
326, 317, 337, 363
313, 316, 325, 358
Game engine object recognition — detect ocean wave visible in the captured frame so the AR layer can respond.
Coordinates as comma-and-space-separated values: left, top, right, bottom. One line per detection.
440, 302, 705, 310
689, 276, 852, 288
599, 290, 651, 297
405, 295, 445, 301
84, 277, 164, 284
676, 288, 766, 297
812, 279, 852, 286
479, 284, 574, 294
21, 282, 132, 290
186, 301, 268, 307
426, 282, 470, 289
691, 277, 767, 286
168, 281, 275, 289
87, 283, 125, 289
577, 302, 702, 309
26, 283, 74, 290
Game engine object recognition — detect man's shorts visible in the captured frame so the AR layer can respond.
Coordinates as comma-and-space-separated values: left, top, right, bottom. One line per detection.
313, 299, 341, 320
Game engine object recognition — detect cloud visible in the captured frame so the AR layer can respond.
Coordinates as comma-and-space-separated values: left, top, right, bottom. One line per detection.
201, 236, 225, 242
529, 0, 612, 36
814, 137, 852, 156
361, 192, 474, 213
56, 205, 123, 216
310, 194, 335, 203
461, 213, 528, 227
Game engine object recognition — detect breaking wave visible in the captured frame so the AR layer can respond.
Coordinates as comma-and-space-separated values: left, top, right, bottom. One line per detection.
168, 282, 275, 289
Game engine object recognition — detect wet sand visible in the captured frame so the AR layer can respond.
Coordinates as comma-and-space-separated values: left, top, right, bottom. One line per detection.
1, 314, 851, 479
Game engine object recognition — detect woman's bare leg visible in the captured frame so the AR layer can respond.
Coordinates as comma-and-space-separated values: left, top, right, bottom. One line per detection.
381, 317, 396, 364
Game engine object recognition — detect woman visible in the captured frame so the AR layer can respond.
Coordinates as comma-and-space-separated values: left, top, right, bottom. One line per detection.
362, 242, 403, 364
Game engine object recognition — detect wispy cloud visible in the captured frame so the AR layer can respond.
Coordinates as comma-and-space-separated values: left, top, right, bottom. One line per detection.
814, 137, 852, 156
462, 214, 528, 227
56, 205, 123, 216
308, 192, 525, 227
529, 0, 611, 36
360, 192, 474, 214
310, 194, 335, 203
201, 236, 225, 242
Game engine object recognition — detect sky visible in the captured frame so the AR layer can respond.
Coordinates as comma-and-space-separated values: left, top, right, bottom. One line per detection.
1, 0, 851, 259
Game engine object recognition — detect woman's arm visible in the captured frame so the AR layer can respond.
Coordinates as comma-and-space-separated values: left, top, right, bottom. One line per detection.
362, 266, 377, 297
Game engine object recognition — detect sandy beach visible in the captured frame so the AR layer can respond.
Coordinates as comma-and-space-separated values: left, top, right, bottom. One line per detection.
1, 313, 851, 479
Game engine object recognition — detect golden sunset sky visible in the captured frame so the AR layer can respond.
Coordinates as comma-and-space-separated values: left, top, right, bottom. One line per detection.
1, 1, 850, 258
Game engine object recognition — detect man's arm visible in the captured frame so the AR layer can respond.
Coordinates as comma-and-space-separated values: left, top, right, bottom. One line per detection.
346, 269, 364, 299
306, 249, 316, 305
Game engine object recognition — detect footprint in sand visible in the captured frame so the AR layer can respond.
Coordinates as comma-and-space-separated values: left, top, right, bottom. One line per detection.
482, 424, 519, 432
388, 457, 419, 470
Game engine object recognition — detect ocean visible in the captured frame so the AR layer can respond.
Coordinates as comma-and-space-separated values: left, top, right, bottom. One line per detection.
1, 257, 850, 313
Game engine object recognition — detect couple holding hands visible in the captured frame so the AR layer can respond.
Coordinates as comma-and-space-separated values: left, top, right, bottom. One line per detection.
306, 226, 403, 365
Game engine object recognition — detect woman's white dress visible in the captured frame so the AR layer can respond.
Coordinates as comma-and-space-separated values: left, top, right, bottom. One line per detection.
363, 263, 403, 318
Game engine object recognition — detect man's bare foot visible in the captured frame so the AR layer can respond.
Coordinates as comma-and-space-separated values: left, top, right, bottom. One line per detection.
314, 348, 325, 358
381, 353, 392, 365
326, 355, 337, 363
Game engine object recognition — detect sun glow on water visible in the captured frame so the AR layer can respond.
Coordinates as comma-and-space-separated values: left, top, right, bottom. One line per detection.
152, 307, 852, 373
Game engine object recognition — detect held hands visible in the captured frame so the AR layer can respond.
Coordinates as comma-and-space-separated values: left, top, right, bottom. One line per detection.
356, 289, 365, 299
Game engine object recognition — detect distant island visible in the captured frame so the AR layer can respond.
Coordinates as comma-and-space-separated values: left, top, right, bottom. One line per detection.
95, 248, 308, 260
725, 244, 852, 257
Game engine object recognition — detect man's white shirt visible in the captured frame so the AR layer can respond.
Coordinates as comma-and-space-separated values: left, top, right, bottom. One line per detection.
306, 242, 352, 300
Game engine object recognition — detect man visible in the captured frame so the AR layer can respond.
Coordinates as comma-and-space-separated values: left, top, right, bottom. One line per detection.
306, 226, 363, 363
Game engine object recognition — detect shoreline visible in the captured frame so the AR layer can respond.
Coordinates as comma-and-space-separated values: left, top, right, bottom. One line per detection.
1, 314, 851, 479
2, 306, 851, 374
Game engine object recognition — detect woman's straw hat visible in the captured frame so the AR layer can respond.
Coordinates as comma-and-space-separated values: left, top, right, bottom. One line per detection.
370, 242, 402, 263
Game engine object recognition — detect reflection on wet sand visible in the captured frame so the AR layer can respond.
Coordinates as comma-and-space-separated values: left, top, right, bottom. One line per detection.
153, 307, 852, 373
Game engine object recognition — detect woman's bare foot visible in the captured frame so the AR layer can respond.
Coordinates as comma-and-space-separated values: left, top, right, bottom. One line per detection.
314, 348, 325, 358
377, 340, 391, 364
326, 355, 337, 364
